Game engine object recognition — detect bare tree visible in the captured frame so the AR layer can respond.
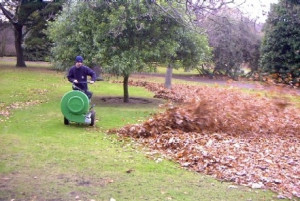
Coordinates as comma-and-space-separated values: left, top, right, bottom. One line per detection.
199, 6, 261, 79
151, 0, 238, 25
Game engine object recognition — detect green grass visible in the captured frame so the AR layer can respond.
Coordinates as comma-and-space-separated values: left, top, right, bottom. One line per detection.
0, 56, 52, 68
0, 59, 282, 200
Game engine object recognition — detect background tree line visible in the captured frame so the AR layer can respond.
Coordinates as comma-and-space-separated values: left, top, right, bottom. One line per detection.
0, 0, 299, 88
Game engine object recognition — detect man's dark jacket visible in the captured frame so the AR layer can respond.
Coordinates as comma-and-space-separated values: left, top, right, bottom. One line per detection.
67, 65, 96, 91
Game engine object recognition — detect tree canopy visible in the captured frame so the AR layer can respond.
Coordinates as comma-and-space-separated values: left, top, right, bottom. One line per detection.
48, 0, 211, 102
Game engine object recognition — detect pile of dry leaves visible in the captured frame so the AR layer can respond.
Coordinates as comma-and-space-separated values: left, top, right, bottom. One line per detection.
113, 80, 300, 199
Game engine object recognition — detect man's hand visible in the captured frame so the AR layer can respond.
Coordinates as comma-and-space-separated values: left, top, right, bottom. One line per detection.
89, 81, 95, 84
73, 79, 78, 83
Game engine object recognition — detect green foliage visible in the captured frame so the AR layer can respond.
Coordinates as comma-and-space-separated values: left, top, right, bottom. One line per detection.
260, 0, 300, 86
47, 2, 98, 70
24, 36, 50, 61
176, 30, 212, 71
48, 1, 211, 71
47, 1, 211, 100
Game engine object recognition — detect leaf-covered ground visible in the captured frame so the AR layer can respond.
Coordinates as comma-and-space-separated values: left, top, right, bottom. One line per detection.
112, 80, 300, 199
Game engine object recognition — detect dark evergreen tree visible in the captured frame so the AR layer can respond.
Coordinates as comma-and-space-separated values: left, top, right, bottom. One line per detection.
260, 0, 300, 86
24, 1, 63, 61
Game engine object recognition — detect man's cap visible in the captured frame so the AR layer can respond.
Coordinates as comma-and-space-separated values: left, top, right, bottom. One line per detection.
75, 56, 83, 63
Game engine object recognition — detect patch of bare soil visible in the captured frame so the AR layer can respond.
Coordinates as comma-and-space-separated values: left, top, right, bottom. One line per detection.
92, 96, 163, 105
0, 172, 114, 201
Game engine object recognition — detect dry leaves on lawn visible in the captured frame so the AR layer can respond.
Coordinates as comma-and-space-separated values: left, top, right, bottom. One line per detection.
112, 80, 300, 199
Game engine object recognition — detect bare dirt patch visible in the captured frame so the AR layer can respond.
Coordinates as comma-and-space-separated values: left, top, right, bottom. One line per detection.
92, 96, 163, 106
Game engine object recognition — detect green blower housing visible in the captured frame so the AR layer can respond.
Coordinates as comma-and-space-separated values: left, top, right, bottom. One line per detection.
61, 90, 95, 126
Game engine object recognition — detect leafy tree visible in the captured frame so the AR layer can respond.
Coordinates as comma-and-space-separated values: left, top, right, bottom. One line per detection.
164, 29, 212, 88
48, 1, 211, 101
0, 0, 61, 67
99, 2, 184, 95
177, 30, 212, 72
47, 3, 93, 70
260, 0, 300, 86
150, 0, 233, 86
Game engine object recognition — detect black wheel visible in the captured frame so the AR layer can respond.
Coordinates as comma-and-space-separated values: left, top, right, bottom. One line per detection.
64, 117, 69, 125
90, 110, 95, 126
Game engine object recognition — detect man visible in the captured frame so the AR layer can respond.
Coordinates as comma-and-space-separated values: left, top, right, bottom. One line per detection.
67, 56, 97, 99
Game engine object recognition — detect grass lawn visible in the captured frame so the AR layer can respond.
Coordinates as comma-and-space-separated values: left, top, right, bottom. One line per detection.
0, 58, 283, 200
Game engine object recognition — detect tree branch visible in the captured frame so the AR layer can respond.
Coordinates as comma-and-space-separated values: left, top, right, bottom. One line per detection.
0, 2, 17, 24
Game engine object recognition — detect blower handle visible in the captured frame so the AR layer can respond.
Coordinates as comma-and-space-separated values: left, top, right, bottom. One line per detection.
72, 81, 95, 91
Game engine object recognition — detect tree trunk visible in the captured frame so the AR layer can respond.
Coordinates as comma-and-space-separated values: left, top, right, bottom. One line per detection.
14, 24, 26, 67
164, 63, 173, 89
232, 66, 239, 81
123, 75, 129, 103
